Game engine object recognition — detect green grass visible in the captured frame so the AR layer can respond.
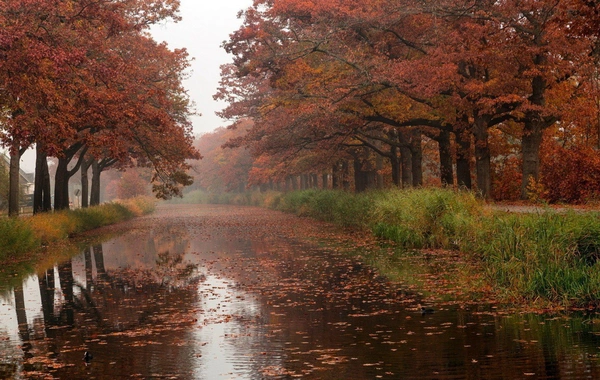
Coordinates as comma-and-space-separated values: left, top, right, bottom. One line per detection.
71, 202, 135, 232
270, 189, 600, 307
478, 211, 600, 306
0, 218, 38, 260
0, 196, 155, 262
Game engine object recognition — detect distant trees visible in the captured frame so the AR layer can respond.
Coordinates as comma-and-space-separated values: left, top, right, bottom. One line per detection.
0, 0, 200, 215
213, 0, 600, 203
189, 122, 253, 193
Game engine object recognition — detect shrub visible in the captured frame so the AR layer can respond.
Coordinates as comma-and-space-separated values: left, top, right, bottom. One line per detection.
27, 211, 75, 244
0, 218, 37, 259
541, 142, 600, 204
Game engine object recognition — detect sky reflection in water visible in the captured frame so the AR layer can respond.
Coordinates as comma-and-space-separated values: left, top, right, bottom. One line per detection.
1, 206, 600, 379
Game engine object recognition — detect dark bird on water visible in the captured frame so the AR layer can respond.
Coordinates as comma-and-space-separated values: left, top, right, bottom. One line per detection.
418, 304, 434, 315
83, 351, 93, 363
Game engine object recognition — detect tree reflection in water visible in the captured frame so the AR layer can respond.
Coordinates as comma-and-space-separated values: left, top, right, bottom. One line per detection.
4, 205, 600, 379
0, 240, 204, 379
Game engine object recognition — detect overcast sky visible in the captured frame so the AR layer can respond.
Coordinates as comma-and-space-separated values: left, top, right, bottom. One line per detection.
16, 0, 252, 171
150, 0, 253, 135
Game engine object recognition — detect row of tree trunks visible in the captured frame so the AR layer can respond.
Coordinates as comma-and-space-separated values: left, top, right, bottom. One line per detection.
29, 147, 108, 215
258, 113, 546, 198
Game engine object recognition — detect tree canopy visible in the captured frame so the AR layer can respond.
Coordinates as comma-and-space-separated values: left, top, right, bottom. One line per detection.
214, 0, 600, 202
0, 0, 200, 212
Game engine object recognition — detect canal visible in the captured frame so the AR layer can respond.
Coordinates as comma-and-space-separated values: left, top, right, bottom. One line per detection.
1, 204, 600, 379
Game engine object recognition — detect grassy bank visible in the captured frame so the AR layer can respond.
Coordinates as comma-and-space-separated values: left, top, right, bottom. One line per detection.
0, 196, 156, 262
181, 188, 600, 308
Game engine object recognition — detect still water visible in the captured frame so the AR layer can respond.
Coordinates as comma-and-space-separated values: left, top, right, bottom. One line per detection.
1, 205, 600, 379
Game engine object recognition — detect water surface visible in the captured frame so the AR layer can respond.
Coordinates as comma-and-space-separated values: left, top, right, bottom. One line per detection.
1, 205, 600, 379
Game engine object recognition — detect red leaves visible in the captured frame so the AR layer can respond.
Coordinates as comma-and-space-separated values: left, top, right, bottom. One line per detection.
541, 141, 600, 204
215, 0, 600, 199
0, 0, 200, 201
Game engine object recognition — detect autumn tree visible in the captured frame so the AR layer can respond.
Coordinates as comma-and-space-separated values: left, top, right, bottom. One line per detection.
77, 33, 200, 204
0, 0, 199, 213
218, 0, 598, 201
191, 123, 253, 193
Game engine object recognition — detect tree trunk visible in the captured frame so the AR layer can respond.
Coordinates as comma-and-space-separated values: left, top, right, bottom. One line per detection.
43, 161, 51, 212
34, 147, 44, 214
398, 130, 413, 188
8, 149, 22, 217
390, 145, 400, 187
521, 69, 550, 200
375, 150, 384, 188
473, 115, 491, 199
53, 157, 70, 210
353, 158, 366, 192
400, 145, 412, 188
321, 173, 328, 189
521, 119, 544, 199
34, 144, 52, 214
341, 160, 350, 190
437, 129, 454, 186
54, 145, 87, 210
410, 129, 423, 187
300, 174, 308, 190
90, 160, 101, 206
455, 127, 472, 189
353, 159, 376, 192
81, 157, 93, 208
332, 164, 339, 189
388, 129, 401, 187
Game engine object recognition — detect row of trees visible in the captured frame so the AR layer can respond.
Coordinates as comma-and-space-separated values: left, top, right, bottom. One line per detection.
213, 0, 600, 201
0, 0, 200, 216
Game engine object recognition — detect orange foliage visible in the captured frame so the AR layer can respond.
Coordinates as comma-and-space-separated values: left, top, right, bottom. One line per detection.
491, 156, 522, 201
540, 142, 600, 204
116, 170, 151, 200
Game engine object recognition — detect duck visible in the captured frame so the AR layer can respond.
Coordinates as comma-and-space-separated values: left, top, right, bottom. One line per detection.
418, 304, 434, 315
83, 351, 93, 363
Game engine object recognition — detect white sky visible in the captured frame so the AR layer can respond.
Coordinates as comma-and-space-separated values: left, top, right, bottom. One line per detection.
16, 0, 252, 171
150, 0, 253, 135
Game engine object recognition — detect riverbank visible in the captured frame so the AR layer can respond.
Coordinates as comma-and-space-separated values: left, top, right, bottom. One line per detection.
0, 196, 155, 265
170, 189, 600, 310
